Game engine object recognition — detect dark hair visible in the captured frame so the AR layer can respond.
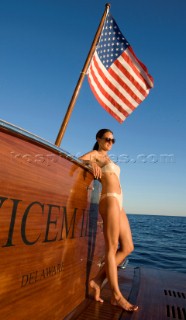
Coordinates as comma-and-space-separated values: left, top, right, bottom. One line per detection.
93, 129, 113, 150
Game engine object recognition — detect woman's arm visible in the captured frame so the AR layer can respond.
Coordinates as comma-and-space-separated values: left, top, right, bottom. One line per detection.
79, 150, 96, 161
79, 151, 102, 179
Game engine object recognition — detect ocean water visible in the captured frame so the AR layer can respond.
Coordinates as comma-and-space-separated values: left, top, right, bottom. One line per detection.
127, 214, 186, 274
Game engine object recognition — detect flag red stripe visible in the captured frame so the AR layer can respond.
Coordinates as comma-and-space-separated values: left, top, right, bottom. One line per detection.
128, 46, 154, 86
89, 62, 130, 118
127, 47, 153, 89
109, 66, 144, 105
88, 77, 125, 123
112, 56, 148, 97
93, 57, 136, 111
120, 51, 150, 92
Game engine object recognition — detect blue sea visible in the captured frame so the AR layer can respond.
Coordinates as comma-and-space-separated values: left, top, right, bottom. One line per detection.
127, 214, 186, 274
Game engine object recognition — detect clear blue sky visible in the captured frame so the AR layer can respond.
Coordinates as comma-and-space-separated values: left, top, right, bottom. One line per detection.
0, 0, 186, 216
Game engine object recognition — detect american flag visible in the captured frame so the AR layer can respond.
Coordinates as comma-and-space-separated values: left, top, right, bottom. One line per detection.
87, 13, 154, 123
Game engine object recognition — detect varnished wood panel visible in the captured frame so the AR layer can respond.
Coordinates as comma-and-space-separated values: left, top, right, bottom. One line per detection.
0, 128, 104, 320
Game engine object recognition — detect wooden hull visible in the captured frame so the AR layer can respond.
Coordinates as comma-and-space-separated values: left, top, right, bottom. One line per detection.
0, 120, 104, 319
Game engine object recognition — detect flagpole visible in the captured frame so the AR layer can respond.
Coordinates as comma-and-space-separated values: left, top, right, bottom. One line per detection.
55, 3, 110, 147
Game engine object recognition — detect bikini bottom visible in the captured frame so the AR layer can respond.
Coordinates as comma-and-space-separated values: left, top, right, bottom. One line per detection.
99, 191, 123, 211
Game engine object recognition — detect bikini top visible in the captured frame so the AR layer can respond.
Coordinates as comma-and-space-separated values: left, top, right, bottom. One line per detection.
101, 161, 120, 179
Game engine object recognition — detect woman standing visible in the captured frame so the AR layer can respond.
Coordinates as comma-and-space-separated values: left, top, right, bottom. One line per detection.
80, 129, 138, 312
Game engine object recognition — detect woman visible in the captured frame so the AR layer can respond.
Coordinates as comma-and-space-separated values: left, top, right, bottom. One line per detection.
80, 129, 138, 312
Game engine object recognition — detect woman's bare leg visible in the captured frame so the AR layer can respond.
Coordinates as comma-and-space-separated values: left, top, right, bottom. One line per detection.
90, 207, 134, 302
118, 207, 134, 262
100, 197, 121, 297
93, 197, 138, 311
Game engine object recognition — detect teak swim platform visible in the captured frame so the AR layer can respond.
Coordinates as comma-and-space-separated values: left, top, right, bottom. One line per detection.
66, 266, 186, 320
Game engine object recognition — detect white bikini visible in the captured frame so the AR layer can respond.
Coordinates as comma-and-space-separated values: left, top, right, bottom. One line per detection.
100, 162, 123, 210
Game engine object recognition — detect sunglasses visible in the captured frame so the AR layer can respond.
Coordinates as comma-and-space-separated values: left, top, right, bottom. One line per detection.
101, 137, 116, 144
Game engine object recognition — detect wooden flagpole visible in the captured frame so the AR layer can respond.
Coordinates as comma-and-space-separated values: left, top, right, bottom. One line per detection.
55, 3, 110, 147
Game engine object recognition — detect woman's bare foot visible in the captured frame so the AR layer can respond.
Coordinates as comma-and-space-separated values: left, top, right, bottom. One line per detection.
89, 279, 104, 303
111, 295, 138, 312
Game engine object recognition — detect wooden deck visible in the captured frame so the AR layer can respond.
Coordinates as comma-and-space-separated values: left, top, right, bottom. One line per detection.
65, 266, 186, 320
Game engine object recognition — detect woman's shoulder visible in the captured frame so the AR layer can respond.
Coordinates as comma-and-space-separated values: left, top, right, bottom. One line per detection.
79, 150, 98, 161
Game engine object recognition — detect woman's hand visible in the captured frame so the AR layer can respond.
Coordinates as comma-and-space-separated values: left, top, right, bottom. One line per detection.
79, 151, 102, 180
91, 161, 102, 180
